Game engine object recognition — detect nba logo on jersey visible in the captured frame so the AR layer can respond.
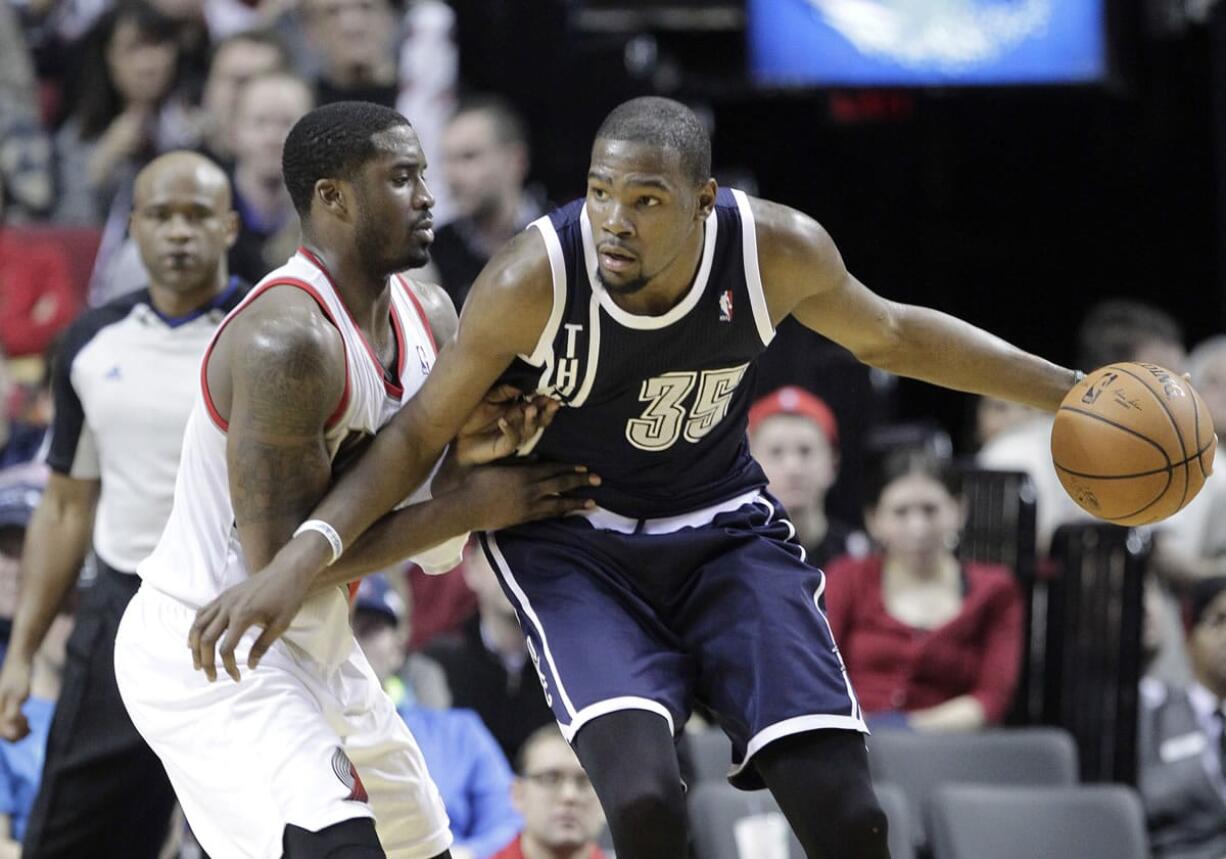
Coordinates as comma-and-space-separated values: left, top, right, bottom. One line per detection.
719, 289, 734, 322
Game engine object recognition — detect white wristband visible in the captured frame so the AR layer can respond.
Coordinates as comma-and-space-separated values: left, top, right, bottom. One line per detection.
293, 519, 343, 566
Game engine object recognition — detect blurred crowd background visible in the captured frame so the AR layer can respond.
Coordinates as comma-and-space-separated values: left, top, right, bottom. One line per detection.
3, 0, 1226, 857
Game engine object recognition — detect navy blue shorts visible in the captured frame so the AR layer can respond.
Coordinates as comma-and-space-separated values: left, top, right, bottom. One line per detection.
480, 492, 866, 790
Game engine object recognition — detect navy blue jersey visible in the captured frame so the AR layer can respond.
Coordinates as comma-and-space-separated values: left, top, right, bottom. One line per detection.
499, 188, 776, 518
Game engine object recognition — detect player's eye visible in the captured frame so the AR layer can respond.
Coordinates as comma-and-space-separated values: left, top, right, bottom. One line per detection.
590, 187, 610, 201
638, 196, 660, 208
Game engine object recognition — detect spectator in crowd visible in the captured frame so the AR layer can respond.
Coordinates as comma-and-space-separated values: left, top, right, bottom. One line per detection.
428, 542, 555, 762
492, 724, 607, 859
407, 544, 477, 652
227, 70, 313, 283
980, 298, 1189, 550
825, 447, 1023, 732
353, 574, 522, 859
749, 386, 866, 570
1138, 576, 1226, 858
198, 29, 291, 164
429, 96, 541, 308
0, 0, 53, 222
0, 151, 244, 858
305, 0, 399, 108
51, 1, 189, 226
973, 395, 1038, 450
1162, 335, 1226, 568
0, 350, 53, 471
0, 463, 73, 856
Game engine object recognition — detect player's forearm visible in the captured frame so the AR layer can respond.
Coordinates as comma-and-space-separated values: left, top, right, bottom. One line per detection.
872, 304, 1077, 412
288, 407, 447, 587
9, 492, 93, 662
307, 491, 473, 593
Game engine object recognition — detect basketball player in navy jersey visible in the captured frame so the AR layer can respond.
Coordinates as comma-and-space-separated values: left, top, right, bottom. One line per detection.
192, 97, 1081, 858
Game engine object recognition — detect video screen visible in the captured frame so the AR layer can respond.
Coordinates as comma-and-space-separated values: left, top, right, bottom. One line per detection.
750, 0, 1107, 87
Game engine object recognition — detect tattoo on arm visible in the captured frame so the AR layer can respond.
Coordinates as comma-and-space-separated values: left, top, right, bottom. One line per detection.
226, 318, 342, 570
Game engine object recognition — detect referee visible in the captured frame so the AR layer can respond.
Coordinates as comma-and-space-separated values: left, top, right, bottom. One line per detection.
0, 151, 247, 857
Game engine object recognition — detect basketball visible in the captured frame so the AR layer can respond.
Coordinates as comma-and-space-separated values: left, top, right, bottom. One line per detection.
1051, 362, 1216, 525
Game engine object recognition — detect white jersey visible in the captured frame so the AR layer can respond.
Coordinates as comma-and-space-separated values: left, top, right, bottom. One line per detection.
139, 248, 442, 666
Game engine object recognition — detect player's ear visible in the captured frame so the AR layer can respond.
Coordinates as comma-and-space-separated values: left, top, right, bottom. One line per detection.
316, 179, 348, 219
695, 178, 717, 222
223, 209, 240, 249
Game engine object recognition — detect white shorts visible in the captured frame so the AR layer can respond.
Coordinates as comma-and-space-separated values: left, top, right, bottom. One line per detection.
114, 584, 452, 859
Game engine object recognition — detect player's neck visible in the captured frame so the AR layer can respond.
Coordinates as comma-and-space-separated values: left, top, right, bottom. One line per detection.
606, 222, 705, 318
303, 243, 394, 350
148, 269, 228, 319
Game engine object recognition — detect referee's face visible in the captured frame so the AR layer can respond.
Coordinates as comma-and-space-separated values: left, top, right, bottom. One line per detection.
131, 157, 238, 295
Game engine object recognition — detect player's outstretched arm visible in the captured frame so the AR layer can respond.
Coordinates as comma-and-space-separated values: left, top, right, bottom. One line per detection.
755, 198, 1078, 412
191, 230, 557, 674
306, 463, 599, 592
190, 292, 345, 682
0, 473, 98, 740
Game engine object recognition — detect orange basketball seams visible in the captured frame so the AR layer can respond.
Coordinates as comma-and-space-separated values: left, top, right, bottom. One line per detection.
1051, 362, 1216, 526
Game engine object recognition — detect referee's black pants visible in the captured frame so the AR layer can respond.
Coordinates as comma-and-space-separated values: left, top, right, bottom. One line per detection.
22, 562, 176, 858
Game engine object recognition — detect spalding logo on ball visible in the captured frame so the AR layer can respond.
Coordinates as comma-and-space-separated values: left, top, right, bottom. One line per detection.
1051, 362, 1216, 526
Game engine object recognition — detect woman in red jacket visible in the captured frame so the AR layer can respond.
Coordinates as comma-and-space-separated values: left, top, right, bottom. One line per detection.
825, 447, 1023, 732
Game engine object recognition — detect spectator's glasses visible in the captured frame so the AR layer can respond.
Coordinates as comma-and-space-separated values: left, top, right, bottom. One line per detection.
523, 769, 595, 794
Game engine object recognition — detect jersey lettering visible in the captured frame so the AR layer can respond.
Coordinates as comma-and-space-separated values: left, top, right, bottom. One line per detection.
625, 364, 748, 452
684, 364, 749, 443
625, 372, 696, 451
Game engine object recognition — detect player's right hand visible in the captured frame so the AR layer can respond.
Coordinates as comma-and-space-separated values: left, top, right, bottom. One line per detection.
188, 559, 313, 683
0, 657, 33, 741
456, 463, 599, 531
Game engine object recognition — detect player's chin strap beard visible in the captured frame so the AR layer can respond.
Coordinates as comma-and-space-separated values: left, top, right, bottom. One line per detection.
596, 268, 649, 296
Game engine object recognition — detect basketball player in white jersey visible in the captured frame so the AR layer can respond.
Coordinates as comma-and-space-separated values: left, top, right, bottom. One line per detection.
113, 101, 598, 859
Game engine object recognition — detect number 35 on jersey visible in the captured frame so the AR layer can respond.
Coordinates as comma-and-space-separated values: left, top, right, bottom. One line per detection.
626, 364, 749, 451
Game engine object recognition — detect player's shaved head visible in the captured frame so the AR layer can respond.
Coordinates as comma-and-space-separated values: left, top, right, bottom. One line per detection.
134, 151, 232, 209
595, 96, 711, 185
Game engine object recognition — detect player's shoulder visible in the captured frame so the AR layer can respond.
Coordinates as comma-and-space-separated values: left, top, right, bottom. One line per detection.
742, 194, 832, 249
476, 224, 553, 302
395, 274, 457, 347
225, 283, 346, 369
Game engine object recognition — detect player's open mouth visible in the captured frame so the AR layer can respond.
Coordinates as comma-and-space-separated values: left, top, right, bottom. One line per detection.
599, 245, 636, 272
164, 252, 196, 268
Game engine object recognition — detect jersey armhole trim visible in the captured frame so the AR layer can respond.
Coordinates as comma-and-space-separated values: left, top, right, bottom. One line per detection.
731, 189, 775, 348
394, 274, 439, 358
521, 218, 567, 368
200, 278, 351, 433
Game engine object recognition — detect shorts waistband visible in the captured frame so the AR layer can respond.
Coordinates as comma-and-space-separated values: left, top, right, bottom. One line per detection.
571, 489, 765, 535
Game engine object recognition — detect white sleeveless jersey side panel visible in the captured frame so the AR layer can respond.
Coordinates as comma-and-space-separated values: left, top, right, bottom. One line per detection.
138, 255, 440, 666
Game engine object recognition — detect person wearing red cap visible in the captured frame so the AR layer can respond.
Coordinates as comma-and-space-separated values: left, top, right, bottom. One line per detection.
748, 387, 865, 570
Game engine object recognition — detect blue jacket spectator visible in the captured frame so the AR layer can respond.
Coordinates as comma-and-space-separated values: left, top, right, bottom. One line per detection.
0, 463, 72, 851
355, 574, 522, 858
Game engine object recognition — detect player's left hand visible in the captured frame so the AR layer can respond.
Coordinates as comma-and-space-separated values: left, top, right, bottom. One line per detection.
187, 564, 311, 682
452, 383, 560, 465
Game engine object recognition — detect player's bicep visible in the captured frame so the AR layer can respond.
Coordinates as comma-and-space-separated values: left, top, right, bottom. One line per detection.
398, 228, 555, 445
224, 319, 343, 571
756, 199, 903, 365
